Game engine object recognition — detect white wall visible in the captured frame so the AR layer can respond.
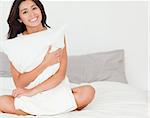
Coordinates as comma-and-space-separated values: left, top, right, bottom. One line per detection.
0, 1, 148, 91
148, 1, 150, 92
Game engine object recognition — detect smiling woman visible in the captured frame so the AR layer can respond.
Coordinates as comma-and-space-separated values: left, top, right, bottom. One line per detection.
18, 0, 44, 34
0, 0, 95, 116
7, 0, 50, 39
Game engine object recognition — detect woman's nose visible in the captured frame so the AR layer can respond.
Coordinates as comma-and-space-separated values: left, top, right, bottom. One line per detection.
29, 11, 35, 17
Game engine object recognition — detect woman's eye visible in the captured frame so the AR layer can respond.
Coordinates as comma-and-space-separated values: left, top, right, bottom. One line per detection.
32, 7, 38, 10
22, 11, 27, 14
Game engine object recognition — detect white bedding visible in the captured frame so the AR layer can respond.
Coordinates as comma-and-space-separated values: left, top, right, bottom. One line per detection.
0, 80, 148, 118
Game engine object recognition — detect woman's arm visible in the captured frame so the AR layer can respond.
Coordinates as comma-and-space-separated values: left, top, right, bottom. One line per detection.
12, 37, 67, 98
31, 38, 68, 94
10, 61, 48, 88
10, 48, 63, 88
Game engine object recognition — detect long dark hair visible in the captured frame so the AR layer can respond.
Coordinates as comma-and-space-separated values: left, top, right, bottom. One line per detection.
7, 0, 50, 39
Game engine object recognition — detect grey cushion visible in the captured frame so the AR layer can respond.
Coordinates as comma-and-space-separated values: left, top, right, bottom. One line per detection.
0, 49, 127, 83
67, 49, 127, 84
0, 52, 12, 77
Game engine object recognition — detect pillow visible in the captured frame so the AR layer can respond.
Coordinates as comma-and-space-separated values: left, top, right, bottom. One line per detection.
0, 52, 12, 77
0, 27, 65, 88
0, 76, 15, 92
0, 49, 127, 84
67, 49, 127, 84
0, 26, 78, 115
0, 27, 65, 74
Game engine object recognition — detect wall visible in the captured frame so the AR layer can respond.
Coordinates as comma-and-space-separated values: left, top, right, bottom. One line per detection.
0, 1, 148, 91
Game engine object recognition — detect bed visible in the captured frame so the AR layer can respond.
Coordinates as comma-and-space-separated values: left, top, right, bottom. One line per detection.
0, 50, 148, 118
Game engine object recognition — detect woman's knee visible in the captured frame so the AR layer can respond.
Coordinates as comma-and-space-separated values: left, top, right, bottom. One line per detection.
73, 85, 95, 110
0, 95, 9, 105
0, 95, 29, 115
82, 85, 95, 102
0, 95, 12, 104
0, 95, 16, 114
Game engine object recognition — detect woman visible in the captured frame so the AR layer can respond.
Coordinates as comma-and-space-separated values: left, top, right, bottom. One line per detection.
0, 0, 95, 115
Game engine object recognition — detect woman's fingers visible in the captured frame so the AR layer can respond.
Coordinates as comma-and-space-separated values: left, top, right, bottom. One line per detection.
44, 47, 64, 65
54, 48, 61, 55
17, 93, 24, 98
12, 90, 18, 97
54, 48, 63, 58
48, 47, 63, 56
12, 88, 24, 97
12, 89, 19, 97
47, 46, 51, 53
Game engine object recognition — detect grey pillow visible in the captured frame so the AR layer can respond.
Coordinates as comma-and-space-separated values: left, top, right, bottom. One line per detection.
0, 50, 127, 84
0, 52, 12, 77
67, 49, 127, 84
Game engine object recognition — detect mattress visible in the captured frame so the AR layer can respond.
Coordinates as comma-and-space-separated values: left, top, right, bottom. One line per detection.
0, 81, 148, 118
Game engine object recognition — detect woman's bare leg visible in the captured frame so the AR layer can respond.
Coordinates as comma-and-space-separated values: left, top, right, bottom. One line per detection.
0, 110, 3, 113
0, 95, 29, 115
72, 85, 95, 110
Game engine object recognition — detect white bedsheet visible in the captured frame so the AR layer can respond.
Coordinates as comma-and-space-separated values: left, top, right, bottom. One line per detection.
0, 81, 148, 118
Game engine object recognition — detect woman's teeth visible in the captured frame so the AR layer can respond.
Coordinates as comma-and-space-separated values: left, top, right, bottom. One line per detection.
30, 17, 38, 22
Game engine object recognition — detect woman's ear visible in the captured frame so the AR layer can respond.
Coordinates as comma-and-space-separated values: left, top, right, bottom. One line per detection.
18, 19, 22, 23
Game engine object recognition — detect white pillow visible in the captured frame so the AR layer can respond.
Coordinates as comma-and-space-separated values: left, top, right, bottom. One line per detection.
0, 26, 65, 73
0, 26, 77, 115
0, 76, 15, 96
0, 26, 66, 88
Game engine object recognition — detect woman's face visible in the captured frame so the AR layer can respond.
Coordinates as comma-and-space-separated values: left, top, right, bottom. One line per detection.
19, 0, 42, 28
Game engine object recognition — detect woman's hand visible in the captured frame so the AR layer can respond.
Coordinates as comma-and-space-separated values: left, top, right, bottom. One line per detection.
43, 46, 64, 66
12, 88, 36, 98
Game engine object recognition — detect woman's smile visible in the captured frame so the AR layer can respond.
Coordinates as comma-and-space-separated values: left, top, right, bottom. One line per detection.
29, 16, 38, 23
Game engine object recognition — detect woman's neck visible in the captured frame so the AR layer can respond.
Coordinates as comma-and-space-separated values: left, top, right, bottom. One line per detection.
24, 24, 46, 35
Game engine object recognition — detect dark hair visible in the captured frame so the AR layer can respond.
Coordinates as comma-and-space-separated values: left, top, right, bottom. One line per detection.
7, 0, 50, 39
